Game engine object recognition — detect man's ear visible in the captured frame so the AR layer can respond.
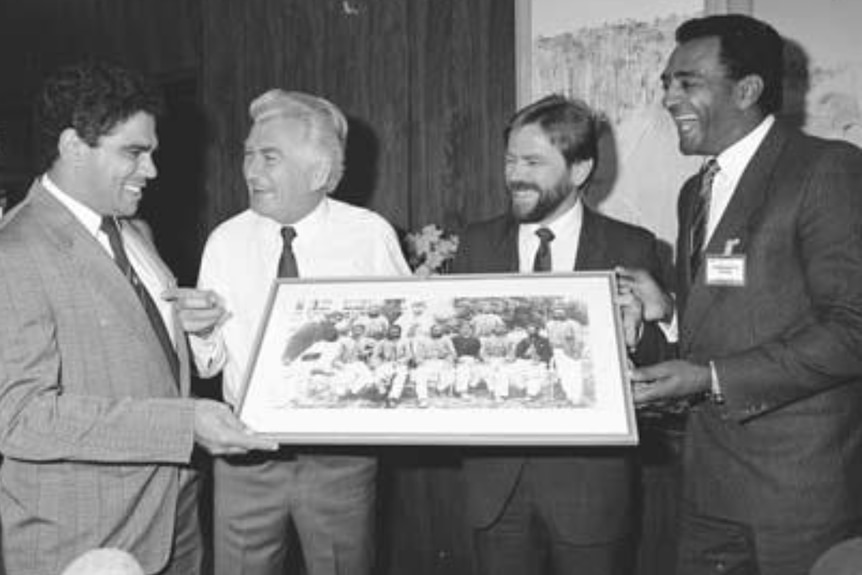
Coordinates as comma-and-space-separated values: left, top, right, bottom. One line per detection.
735, 74, 765, 111
569, 158, 595, 188
309, 156, 333, 193
58, 128, 86, 164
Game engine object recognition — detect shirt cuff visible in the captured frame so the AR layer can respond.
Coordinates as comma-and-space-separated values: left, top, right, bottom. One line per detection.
658, 308, 679, 344
188, 329, 224, 376
708, 360, 726, 404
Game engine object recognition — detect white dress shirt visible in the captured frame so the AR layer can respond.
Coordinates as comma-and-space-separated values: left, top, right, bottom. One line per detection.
517, 199, 584, 273
706, 115, 775, 243
191, 197, 410, 405
42, 175, 178, 345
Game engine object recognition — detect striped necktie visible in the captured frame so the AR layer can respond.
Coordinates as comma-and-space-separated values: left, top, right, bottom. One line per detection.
689, 159, 719, 282
101, 217, 179, 383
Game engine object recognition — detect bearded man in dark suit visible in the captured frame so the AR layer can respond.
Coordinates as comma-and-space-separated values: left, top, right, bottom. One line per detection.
622, 14, 862, 575
452, 95, 665, 575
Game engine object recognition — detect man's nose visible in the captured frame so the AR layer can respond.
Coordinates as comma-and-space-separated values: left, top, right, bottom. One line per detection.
140, 153, 157, 179
662, 82, 683, 111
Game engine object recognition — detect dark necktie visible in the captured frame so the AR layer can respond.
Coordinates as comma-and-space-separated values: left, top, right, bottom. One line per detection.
100, 217, 179, 382
689, 159, 719, 282
533, 227, 555, 272
278, 226, 299, 278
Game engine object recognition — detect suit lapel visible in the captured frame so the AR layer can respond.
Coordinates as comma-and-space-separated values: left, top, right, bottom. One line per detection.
574, 206, 607, 271
682, 123, 788, 344
500, 216, 521, 272
29, 185, 164, 355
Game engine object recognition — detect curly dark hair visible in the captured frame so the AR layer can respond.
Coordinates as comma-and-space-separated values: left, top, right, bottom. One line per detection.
32, 60, 163, 172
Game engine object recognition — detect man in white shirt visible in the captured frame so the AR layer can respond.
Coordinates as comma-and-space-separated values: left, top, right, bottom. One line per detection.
186, 89, 409, 575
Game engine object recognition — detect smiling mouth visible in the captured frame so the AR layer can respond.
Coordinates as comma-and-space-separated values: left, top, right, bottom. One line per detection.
511, 189, 539, 203
672, 114, 699, 133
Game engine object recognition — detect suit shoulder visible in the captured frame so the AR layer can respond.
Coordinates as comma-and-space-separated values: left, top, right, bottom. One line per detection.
793, 130, 862, 165
206, 209, 256, 242
327, 198, 397, 230
459, 213, 511, 242
0, 199, 43, 246
589, 209, 657, 242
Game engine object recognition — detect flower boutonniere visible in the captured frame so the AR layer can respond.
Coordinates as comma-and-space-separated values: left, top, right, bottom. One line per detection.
405, 224, 459, 277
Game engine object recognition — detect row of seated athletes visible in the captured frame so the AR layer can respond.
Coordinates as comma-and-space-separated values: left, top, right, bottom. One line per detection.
278, 317, 589, 408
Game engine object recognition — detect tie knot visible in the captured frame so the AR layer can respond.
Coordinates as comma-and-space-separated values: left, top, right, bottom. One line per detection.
100, 216, 120, 237
281, 226, 297, 244
535, 227, 555, 244
702, 158, 720, 179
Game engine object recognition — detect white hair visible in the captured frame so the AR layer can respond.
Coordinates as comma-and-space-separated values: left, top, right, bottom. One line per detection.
249, 89, 348, 194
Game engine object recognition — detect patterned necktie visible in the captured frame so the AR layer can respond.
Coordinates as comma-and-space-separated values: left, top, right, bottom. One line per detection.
689, 159, 719, 282
533, 227, 555, 272
100, 217, 179, 382
278, 226, 299, 278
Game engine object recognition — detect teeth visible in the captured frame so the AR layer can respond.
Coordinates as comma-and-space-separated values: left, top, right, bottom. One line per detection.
672, 112, 697, 120
673, 116, 698, 133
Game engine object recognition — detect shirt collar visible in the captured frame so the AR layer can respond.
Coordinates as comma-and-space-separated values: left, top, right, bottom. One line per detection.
41, 174, 103, 238
252, 197, 330, 241
292, 196, 329, 240
520, 197, 583, 239
714, 115, 775, 182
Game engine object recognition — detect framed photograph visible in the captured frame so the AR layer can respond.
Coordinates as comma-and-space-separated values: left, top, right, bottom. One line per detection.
237, 272, 637, 445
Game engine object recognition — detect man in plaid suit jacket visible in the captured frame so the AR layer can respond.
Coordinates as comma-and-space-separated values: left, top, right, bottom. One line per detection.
0, 61, 275, 575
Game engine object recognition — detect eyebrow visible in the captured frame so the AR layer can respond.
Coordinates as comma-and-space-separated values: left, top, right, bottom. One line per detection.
122, 143, 156, 153
244, 145, 282, 155
661, 69, 704, 84
506, 152, 546, 161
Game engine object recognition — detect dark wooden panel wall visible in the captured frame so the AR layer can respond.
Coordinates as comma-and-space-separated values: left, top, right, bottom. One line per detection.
201, 0, 514, 238
0, 0, 514, 277
0, 0, 199, 99
0, 0, 202, 280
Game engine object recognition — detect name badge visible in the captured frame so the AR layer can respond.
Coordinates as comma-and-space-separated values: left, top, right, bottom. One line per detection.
705, 254, 746, 286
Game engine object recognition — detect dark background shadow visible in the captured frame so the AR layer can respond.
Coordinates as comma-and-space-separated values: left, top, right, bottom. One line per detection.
779, 37, 811, 130
142, 74, 209, 288
584, 116, 619, 210
333, 115, 380, 209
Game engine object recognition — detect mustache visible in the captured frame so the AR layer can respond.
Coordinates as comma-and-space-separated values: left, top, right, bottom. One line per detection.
507, 181, 542, 193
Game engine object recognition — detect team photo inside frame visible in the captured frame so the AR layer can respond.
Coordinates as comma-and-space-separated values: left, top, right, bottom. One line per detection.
237, 272, 637, 445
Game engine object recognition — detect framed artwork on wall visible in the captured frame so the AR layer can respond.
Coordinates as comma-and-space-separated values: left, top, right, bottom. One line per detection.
236, 272, 638, 446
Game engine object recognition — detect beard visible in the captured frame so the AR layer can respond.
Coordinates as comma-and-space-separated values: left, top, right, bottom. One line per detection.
507, 177, 576, 223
